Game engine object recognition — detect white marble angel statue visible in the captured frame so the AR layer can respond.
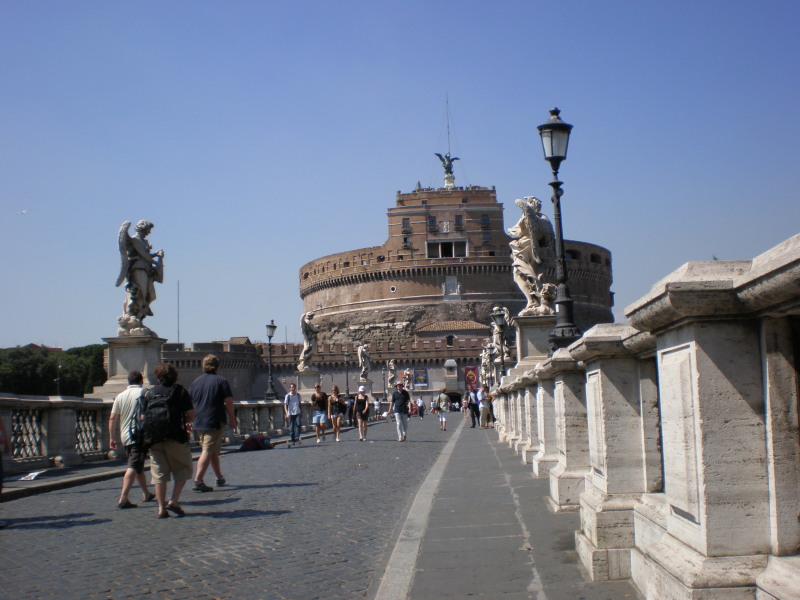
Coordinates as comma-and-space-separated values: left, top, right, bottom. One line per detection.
508, 196, 557, 316
115, 220, 164, 336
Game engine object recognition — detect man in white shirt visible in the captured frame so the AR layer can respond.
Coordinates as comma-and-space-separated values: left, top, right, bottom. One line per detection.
284, 383, 302, 445
109, 370, 155, 508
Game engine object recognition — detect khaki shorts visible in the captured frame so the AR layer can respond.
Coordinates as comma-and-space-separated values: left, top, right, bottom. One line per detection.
196, 429, 224, 454
149, 439, 193, 484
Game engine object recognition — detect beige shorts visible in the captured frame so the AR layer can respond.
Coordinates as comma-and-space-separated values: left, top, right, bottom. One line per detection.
196, 429, 224, 454
149, 439, 193, 484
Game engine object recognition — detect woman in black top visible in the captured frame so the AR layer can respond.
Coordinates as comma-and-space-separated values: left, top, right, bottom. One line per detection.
328, 385, 346, 442
354, 385, 370, 441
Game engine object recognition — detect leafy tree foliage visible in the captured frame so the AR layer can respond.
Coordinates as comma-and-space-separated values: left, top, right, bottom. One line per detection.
0, 345, 107, 397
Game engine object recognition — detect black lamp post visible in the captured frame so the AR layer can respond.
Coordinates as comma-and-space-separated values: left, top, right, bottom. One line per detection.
490, 307, 507, 380
343, 349, 350, 397
265, 319, 277, 400
537, 108, 582, 349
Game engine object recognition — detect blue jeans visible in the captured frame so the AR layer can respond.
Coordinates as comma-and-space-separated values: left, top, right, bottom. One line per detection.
289, 414, 302, 442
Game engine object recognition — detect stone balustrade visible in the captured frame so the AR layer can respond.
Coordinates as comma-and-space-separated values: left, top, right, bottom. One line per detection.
492, 234, 800, 600
0, 395, 303, 477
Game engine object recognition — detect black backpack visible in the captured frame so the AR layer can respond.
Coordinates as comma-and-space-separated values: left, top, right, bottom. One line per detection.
131, 386, 176, 449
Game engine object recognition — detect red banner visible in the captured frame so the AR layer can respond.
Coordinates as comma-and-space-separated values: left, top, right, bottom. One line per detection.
464, 366, 478, 391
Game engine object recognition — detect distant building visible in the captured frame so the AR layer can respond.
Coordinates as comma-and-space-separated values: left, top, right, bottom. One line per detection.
161, 180, 614, 402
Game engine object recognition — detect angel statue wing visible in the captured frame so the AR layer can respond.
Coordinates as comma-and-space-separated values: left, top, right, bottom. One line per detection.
115, 221, 132, 287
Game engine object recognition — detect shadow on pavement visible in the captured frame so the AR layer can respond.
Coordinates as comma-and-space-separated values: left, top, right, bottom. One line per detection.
3, 513, 112, 529
187, 508, 291, 519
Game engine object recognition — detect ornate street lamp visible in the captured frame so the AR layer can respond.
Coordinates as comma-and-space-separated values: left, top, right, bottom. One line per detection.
265, 320, 277, 400
343, 349, 350, 397
537, 108, 581, 349
490, 307, 507, 380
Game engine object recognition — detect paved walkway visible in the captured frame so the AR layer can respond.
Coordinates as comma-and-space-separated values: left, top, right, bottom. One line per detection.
1, 415, 642, 599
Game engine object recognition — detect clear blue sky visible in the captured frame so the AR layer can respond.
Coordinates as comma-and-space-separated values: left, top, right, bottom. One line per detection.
1, 1, 798, 349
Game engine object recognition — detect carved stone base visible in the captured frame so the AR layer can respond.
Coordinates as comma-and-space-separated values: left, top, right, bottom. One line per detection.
91, 335, 166, 399
296, 370, 321, 400
631, 495, 767, 599
547, 464, 585, 510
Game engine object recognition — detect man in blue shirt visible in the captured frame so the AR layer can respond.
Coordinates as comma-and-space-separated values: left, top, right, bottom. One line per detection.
284, 383, 302, 445
189, 354, 236, 492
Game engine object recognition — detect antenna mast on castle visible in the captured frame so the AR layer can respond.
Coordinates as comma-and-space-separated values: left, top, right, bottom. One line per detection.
435, 96, 459, 189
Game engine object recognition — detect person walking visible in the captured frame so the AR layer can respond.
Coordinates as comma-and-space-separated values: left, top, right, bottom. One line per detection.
354, 385, 370, 441
284, 383, 302, 445
328, 385, 346, 442
479, 385, 492, 428
468, 387, 481, 428
109, 370, 155, 508
436, 388, 450, 431
390, 382, 411, 442
189, 354, 236, 492
145, 363, 195, 518
311, 383, 328, 443
416, 397, 425, 419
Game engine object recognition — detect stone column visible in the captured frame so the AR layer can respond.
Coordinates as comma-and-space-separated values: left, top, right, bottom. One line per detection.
519, 386, 539, 464
547, 348, 589, 512
569, 324, 657, 581
625, 255, 788, 599
531, 368, 558, 477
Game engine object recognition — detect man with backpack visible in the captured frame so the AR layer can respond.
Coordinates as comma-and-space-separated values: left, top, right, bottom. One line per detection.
189, 354, 236, 492
108, 370, 155, 509
144, 363, 195, 518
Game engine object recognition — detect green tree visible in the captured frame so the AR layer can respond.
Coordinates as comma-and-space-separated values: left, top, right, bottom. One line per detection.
0, 344, 107, 397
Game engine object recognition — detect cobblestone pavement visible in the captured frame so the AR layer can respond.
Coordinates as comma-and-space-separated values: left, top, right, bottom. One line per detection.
0, 416, 447, 600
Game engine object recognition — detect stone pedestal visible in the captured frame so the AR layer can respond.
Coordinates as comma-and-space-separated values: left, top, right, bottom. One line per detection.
512, 315, 556, 371
547, 348, 589, 512
296, 369, 321, 399
531, 377, 558, 476
569, 324, 658, 581
358, 378, 373, 396
519, 388, 539, 464
625, 256, 785, 599
92, 335, 166, 399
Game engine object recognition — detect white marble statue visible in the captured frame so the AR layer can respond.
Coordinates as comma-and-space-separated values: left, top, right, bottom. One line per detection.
480, 341, 496, 384
490, 305, 513, 363
508, 196, 557, 316
357, 342, 371, 380
387, 359, 397, 388
297, 311, 319, 371
115, 220, 164, 337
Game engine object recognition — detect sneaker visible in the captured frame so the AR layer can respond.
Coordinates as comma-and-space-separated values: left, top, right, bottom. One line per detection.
336, 437, 340, 442
193, 481, 213, 492
215, 477, 226, 487
317, 438, 321, 444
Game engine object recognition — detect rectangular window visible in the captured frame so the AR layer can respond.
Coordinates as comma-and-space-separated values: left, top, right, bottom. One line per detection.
441, 242, 453, 257
482, 232, 490, 244
428, 216, 437, 232
427, 242, 440, 258
454, 215, 463, 230
402, 217, 410, 232
454, 241, 467, 257
481, 214, 490, 229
